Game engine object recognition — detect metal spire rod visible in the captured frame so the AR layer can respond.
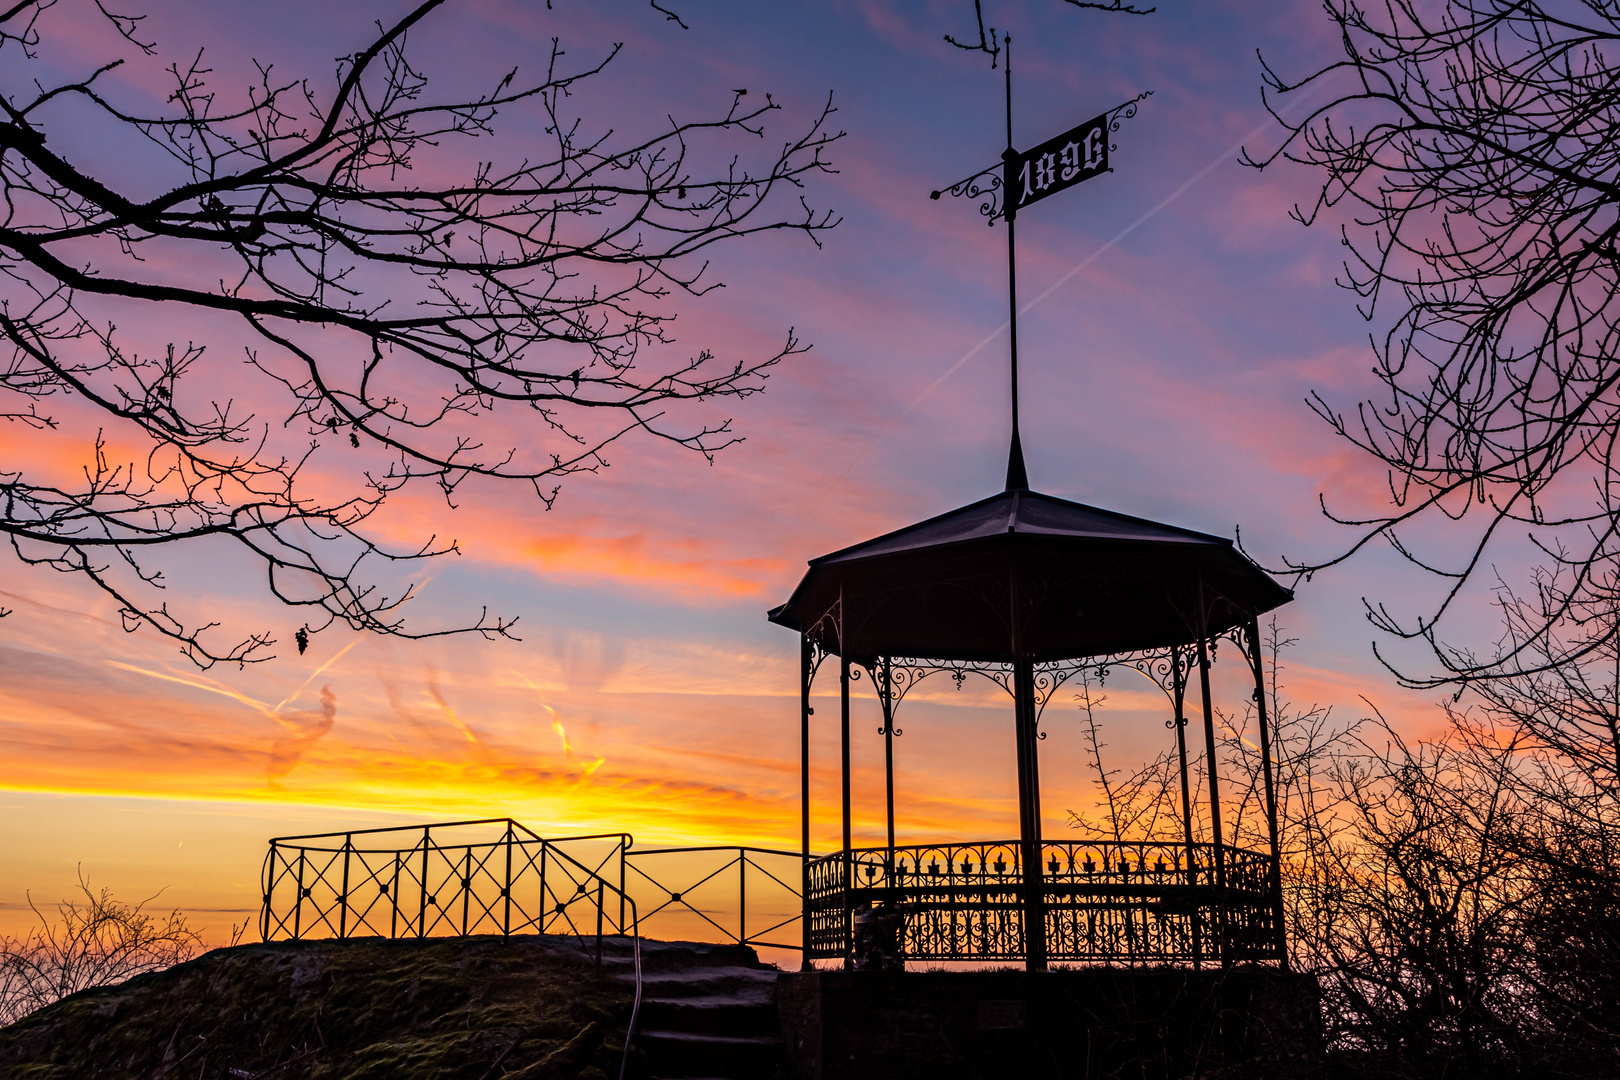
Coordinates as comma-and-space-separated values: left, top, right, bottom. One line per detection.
1002, 34, 1030, 492
929, 38, 1146, 487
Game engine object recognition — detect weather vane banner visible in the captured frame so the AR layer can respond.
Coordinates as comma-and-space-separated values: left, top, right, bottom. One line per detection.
1004, 112, 1109, 216
931, 91, 1150, 224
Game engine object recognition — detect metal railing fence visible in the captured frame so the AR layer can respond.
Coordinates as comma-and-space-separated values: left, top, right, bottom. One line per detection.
807, 838, 1282, 964
260, 819, 632, 945
624, 845, 803, 952
260, 822, 803, 956
261, 824, 1282, 969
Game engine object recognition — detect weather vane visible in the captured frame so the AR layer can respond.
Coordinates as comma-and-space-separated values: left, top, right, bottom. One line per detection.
930, 34, 1150, 491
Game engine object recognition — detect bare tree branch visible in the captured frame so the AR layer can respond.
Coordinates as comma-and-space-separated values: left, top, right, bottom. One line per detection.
1246, 1, 1620, 690
0, 0, 842, 666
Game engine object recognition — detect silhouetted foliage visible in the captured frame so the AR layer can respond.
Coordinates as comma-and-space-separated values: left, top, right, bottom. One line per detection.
0, 873, 224, 1027
1070, 624, 1620, 1077
0, 0, 841, 666
1246, 1, 1620, 693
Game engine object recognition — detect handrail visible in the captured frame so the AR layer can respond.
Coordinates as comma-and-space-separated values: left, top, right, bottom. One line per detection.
619, 912, 640, 1080
630, 844, 804, 858
266, 818, 629, 848
542, 874, 641, 1080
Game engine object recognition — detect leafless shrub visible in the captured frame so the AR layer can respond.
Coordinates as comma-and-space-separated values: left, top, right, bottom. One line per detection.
0, 873, 232, 1027
1062, 622, 1620, 1074
1065, 671, 1186, 844
1222, 625, 1620, 1077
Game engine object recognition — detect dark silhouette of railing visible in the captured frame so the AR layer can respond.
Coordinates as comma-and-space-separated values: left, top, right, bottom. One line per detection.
260, 819, 633, 946
261, 824, 1279, 968
806, 839, 1282, 964
260, 822, 802, 956
624, 845, 803, 952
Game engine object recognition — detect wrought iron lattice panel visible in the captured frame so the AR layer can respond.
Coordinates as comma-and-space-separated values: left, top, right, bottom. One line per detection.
624, 846, 803, 951
261, 820, 631, 942
807, 838, 1280, 965
261, 821, 805, 954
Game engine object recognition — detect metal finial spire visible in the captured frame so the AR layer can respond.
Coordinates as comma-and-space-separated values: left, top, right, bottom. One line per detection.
1005, 428, 1029, 490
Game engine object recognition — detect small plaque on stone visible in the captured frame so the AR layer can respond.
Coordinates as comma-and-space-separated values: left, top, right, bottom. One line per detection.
977, 999, 1026, 1029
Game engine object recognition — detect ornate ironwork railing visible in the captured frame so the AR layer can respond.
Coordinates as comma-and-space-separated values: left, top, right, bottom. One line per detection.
807, 838, 1281, 965
260, 822, 803, 956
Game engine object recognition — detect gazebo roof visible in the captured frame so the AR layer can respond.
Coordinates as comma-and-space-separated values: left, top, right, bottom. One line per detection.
767, 488, 1292, 665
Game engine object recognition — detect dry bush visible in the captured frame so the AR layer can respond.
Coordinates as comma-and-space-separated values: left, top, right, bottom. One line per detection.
0, 873, 232, 1027
1065, 622, 1620, 1076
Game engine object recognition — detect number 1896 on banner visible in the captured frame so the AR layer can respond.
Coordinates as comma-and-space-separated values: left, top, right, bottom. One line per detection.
1003, 113, 1109, 219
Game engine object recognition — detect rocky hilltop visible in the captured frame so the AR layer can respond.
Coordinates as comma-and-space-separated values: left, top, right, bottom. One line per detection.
0, 935, 631, 1080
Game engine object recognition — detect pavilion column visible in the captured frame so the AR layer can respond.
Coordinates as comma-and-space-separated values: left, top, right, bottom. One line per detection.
1195, 579, 1229, 967
1013, 657, 1047, 971
800, 632, 813, 969
881, 655, 896, 857
839, 600, 853, 967
1009, 556, 1047, 972
1245, 616, 1288, 968
1171, 643, 1201, 967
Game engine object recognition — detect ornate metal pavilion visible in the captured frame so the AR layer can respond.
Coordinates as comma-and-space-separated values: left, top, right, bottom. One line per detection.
769, 466, 1292, 972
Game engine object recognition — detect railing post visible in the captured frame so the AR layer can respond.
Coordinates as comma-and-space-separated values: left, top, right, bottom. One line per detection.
419, 827, 430, 939
461, 848, 472, 936
595, 880, 605, 966
293, 850, 305, 940
503, 824, 513, 937
739, 849, 747, 945
619, 836, 627, 933
262, 841, 276, 942
539, 843, 549, 932
339, 836, 352, 939
391, 852, 401, 939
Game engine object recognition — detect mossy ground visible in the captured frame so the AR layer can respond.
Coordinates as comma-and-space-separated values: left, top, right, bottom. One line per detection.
0, 935, 633, 1080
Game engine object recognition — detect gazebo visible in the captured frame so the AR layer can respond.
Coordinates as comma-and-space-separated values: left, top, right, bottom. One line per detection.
768, 456, 1292, 972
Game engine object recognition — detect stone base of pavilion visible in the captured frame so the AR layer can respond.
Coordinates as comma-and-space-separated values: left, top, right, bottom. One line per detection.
778, 966, 1321, 1080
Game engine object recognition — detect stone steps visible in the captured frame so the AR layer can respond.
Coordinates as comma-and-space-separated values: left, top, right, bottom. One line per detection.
603, 938, 786, 1080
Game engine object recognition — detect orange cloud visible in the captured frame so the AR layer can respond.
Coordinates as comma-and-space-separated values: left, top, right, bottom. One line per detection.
520, 531, 786, 599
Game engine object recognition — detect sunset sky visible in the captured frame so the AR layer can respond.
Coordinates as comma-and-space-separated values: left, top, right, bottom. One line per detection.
0, 0, 1477, 943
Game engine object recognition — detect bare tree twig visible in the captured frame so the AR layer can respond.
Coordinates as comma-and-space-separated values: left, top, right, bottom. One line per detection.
1245, 1, 1620, 690
943, 0, 1151, 69
0, 870, 204, 1025
0, 0, 843, 665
